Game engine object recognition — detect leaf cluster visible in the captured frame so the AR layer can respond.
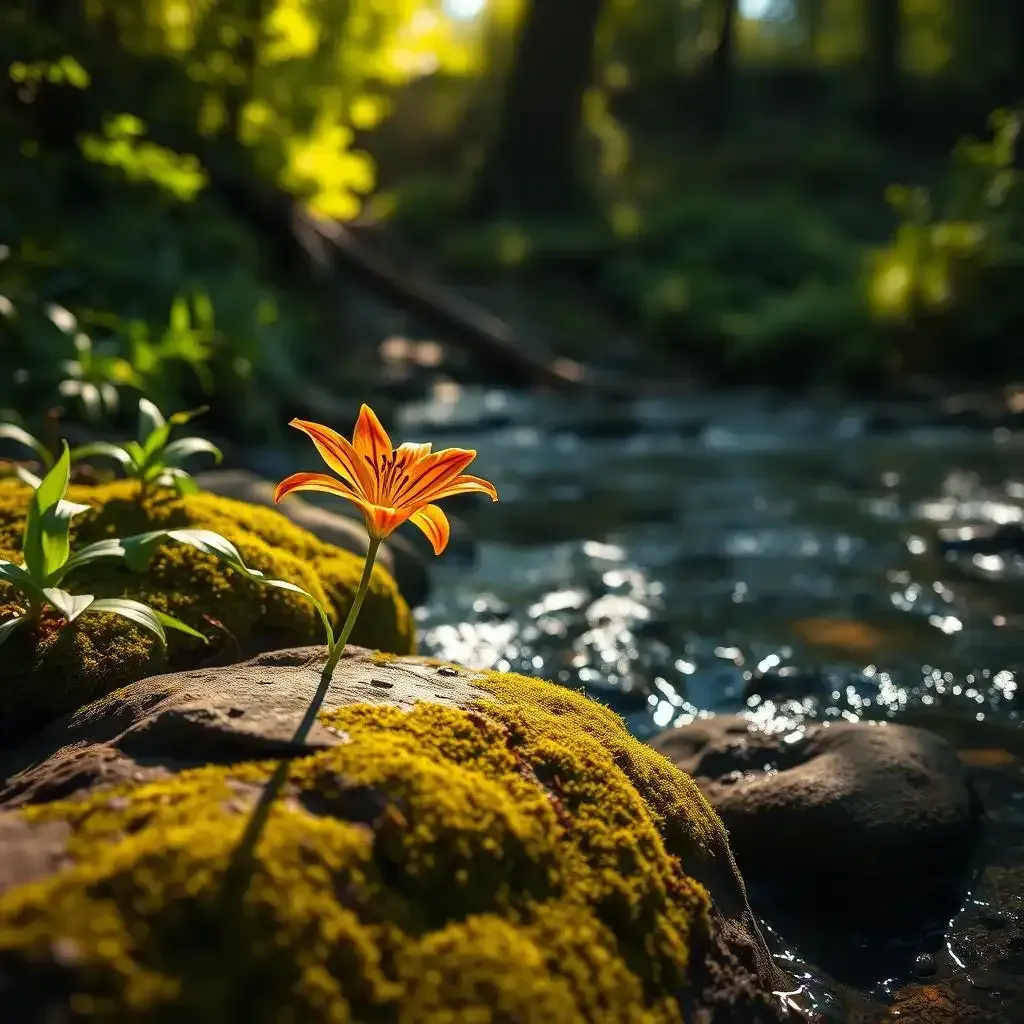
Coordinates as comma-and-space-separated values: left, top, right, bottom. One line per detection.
0, 441, 332, 653
0, 398, 222, 498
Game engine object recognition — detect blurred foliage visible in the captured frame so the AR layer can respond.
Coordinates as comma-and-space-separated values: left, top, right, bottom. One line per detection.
868, 109, 1023, 374
380, 0, 1024, 385
0, 0, 479, 435
3, 0, 1024, 422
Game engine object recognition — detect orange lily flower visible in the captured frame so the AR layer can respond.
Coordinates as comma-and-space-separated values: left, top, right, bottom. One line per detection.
274, 404, 498, 555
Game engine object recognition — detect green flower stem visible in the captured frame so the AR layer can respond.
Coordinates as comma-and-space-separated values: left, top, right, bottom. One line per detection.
291, 536, 381, 745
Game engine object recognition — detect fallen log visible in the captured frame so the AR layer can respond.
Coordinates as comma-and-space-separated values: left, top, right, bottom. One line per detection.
293, 209, 590, 392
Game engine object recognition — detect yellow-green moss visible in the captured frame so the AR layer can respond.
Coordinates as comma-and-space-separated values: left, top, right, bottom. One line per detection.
0, 479, 414, 740
0, 598, 165, 740
0, 672, 721, 1023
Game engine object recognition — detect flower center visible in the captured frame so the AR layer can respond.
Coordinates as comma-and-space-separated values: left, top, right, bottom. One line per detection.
366, 451, 409, 503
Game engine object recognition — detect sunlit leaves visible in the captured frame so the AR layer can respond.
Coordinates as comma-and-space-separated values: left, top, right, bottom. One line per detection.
9, 57, 91, 89
79, 114, 208, 201
349, 94, 388, 130
869, 109, 1022, 328
265, 0, 320, 61
284, 120, 375, 219
155, 0, 211, 53
11, 0, 488, 234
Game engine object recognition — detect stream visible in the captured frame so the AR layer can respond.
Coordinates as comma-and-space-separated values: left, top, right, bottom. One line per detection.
395, 385, 1024, 1023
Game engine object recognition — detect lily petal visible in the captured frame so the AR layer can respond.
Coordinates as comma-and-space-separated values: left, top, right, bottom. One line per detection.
408, 503, 450, 556
391, 448, 478, 509
352, 404, 393, 475
273, 472, 374, 520
289, 420, 374, 496
395, 440, 432, 461
419, 473, 499, 504
365, 505, 413, 540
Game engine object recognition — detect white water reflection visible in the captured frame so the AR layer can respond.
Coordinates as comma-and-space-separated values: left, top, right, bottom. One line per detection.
410, 390, 1023, 735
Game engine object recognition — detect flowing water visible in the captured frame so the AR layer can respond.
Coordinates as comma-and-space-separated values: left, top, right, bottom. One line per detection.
396, 386, 1023, 1022
406, 388, 1023, 738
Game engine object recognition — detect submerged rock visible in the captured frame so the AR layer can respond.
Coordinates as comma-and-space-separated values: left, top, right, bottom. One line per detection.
651, 716, 980, 901
0, 649, 792, 1023
0, 480, 414, 744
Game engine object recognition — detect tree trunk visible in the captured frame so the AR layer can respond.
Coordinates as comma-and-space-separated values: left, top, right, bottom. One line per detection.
224, 0, 265, 141
467, 0, 608, 218
950, 0, 1024, 108
864, 0, 902, 125
796, 0, 825, 58
699, 0, 739, 135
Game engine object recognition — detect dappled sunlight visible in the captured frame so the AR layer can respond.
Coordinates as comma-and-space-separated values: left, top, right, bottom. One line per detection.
446, 0, 487, 19
4, 2, 1024, 1019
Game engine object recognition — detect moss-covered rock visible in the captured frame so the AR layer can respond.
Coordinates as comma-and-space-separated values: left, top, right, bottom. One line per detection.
0, 480, 414, 743
0, 649, 787, 1023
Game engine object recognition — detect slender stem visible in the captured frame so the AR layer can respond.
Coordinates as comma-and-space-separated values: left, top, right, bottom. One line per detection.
223, 537, 383, 914
27, 589, 45, 621
290, 536, 381, 745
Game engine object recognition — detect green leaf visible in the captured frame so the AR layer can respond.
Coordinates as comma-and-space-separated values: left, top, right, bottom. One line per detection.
23, 442, 76, 583
33, 442, 72, 515
14, 466, 42, 489
158, 468, 200, 495
119, 530, 173, 572
163, 529, 262, 575
193, 292, 214, 327
79, 382, 102, 422
137, 398, 166, 444
0, 615, 25, 651
163, 529, 335, 647
43, 587, 95, 623
0, 559, 44, 600
58, 537, 126, 578
141, 422, 173, 462
0, 424, 54, 467
153, 609, 208, 641
87, 597, 168, 645
69, 441, 136, 471
168, 406, 208, 427
59, 531, 167, 579
139, 407, 208, 467
169, 295, 191, 334
57, 528, 335, 649
83, 599, 206, 646
39, 498, 92, 575
124, 441, 146, 467
173, 474, 199, 496
162, 437, 222, 468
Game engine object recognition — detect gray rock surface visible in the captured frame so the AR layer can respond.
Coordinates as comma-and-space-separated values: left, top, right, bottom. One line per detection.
0, 647, 484, 804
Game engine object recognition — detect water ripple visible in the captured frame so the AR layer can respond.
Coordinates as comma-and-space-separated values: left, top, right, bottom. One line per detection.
414, 393, 1023, 739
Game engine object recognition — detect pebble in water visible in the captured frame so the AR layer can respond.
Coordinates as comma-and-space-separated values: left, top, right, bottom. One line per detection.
913, 953, 937, 978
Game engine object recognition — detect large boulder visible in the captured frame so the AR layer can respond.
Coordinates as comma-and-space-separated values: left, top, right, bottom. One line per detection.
0, 479, 414, 744
651, 716, 980, 899
0, 650, 792, 1023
